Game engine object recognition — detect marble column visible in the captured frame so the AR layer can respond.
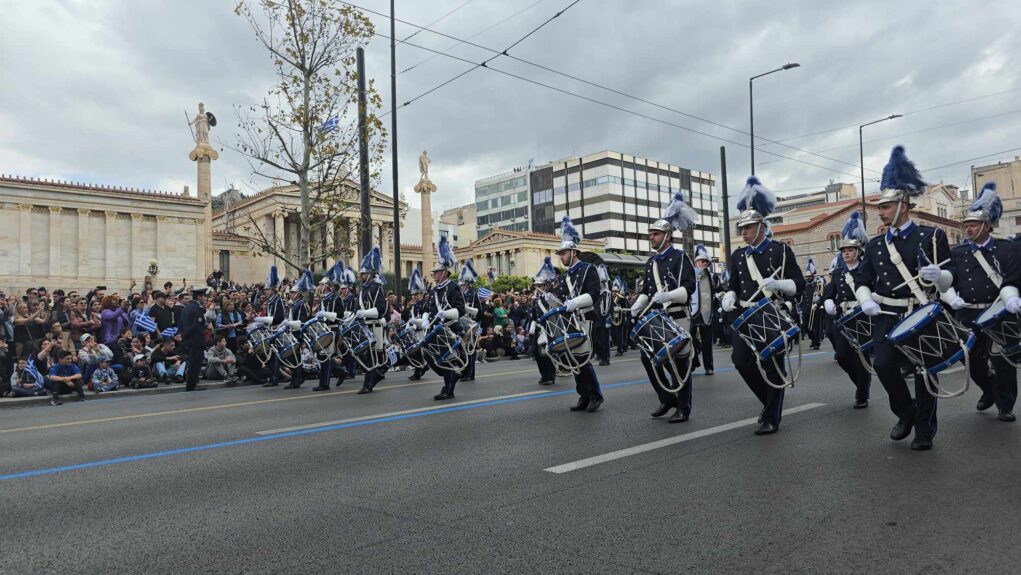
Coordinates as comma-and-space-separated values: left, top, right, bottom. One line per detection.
48, 207, 61, 278
195, 217, 205, 280
77, 209, 90, 279
131, 213, 144, 279
105, 212, 118, 281
18, 204, 32, 277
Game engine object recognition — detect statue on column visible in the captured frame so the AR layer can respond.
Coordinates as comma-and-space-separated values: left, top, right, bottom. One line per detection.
189, 102, 217, 146
418, 150, 431, 182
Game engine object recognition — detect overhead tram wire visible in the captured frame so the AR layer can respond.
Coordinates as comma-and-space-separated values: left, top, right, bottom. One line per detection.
401, 0, 477, 42
400, 0, 547, 75
348, 0, 877, 175
375, 32, 866, 181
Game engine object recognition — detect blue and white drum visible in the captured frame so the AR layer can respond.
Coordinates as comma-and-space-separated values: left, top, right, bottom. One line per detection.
339, 321, 376, 356
394, 324, 427, 369
630, 310, 690, 366
974, 299, 1021, 356
731, 298, 800, 361
538, 306, 587, 354
270, 326, 301, 364
420, 322, 467, 371
887, 302, 975, 375
301, 318, 334, 353
835, 306, 874, 352
247, 325, 274, 357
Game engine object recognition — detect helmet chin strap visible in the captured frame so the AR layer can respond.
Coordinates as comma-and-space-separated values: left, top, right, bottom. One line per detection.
892, 201, 906, 229
653, 234, 670, 252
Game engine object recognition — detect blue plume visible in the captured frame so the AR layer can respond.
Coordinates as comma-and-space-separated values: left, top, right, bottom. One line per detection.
735, 176, 776, 217
534, 255, 557, 283
829, 254, 846, 272
662, 191, 697, 230
969, 182, 1002, 225
408, 269, 426, 293
459, 258, 478, 283
295, 269, 314, 292
341, 268, 357, 286
841, 211, 868, 243
764, 220, 773, 238
360, 246, 383, 274
880, 145, 926, 196
694, 243, 709, 260
560, 215, 582, 244
326, 261, 344, 283
805, 258, 816, 275
437, 235, 457, 268
265, 265, 279, 288
597, 264, 609, 281
721, 268, 730, 283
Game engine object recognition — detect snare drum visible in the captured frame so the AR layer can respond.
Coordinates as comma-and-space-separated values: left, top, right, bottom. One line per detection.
835, 306, 874, 352
974, 299, 1021, 356
247, 325, 274, 357
394, 324, 427, 369
731, 298, 800, 361
270, 326, 301, 365
340, 321, 376, 356
301, 318, 334, 353
630, 309, 691, 366
457, 317, 481, 355
887, 302, 975, 375
538, 306, 587, 354
420, 322, 467, 371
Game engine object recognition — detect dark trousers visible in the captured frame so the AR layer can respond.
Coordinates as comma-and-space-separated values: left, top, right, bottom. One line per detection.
462, 351, 476, 379
320, 356, 347, 388
967, 333, 1018, 411
536, 353, 555, 382
871, 311, 937, 439
834, 330, 871, 402
362, 365, 387, 391
268, 355, 280, 385
592, 323, 610, 363
612, 322, 628, 354
428, 358, 460, 395
692, 321, 714, 371
48, 378, 85, 399
731, 329, 785, 425
573, 361, 602, 401
185, 340, 204, 391
640, 351, 692, 415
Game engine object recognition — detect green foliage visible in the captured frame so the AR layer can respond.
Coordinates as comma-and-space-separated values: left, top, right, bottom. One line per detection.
480, 276, 534, 294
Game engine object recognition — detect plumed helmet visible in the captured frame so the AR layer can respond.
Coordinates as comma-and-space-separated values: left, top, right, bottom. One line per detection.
557, 215, 582, 253
964, 182, 1003, 227
735, 176, 776, 228
839, 211, 869, 250
876, 145, 926, 205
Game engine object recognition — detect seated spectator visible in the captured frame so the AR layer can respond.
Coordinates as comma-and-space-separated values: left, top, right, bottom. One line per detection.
216, 301, 244, 351
9, 357, 45, 397
514, 326, 528, 354
125, 354, 158, 389
78, 333, 115, 383
150, 338, 186, 384
235, 340, 267, 385
48, 350, 84, 406
0, 340, 10, 396
477, 327, 495, 362
486, 325, 519, 360
205, 336, 240, 386
90, 358, 120, 393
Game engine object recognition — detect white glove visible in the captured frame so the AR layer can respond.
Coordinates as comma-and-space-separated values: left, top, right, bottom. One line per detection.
651, 291, 672, 305
465, 305, 478, 318
440, 308, 459, 321
861, 299, 881, 317
919, 264, 941, 283
1007, 297, 1021, 315
721, 291, 737, 312
421, 312, 430, 326
630, 294, 649, 317
355, 309, 366, 319
760, 278, 797, 296
629, 301, 642, 317
564, 299, 578, 313
824, 299, 837, 316
947, 295, 965, 310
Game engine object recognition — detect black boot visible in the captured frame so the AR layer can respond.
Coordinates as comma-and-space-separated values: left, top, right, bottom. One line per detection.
650, 404, 671, 418
668, 408, 689, 423
569, 398, 590, 412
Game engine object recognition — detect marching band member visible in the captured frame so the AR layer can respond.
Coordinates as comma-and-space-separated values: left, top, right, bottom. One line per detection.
406, 269, 430, 382
721, 177, 805, 435
354, 247, 389, 395
610, 277, 629, 357
530, 257, 558, 386
425, 236, 466, 401
799, 258, 824, 350
629, 192, 698, 423
946, 183, 1017, 422
593, 264, 613, 366
336, 267, 359, 383
459, 259, 481, 382
822, 211, 872, 409
551, 215, 604, 412
283, 270, 313, 389
852, 146, 956, 450
313, 262, 343, 392
691, 243, 716, 376
261, 266, 286, 387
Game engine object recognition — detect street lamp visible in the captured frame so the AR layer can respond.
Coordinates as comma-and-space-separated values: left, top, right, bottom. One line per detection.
859, 114, 902, 226
749, 62, 800, 175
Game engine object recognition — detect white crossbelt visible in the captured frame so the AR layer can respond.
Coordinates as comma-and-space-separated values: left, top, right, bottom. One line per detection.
972, 249, 1002, 289
884, 237, 929, 305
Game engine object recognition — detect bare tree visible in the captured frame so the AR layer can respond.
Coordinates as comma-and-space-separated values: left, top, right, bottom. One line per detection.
228, 0, 387, 274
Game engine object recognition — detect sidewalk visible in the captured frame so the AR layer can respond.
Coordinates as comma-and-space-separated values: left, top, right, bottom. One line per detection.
0, 379, 237, 410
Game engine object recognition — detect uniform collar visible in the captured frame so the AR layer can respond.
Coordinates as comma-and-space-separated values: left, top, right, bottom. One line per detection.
885, 219, 916, 242
845, 262, 859, 271
436, 279, 450, 289
744, 238, 769, 256
568, 260, 585, 273
969, 236, 994, 251
652, 245, 676, 261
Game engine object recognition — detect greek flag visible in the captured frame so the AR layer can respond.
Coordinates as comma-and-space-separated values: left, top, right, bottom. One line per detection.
387, 346, 400, 366
26, 359, 41, 382
477, 287, 493, 300
161, 327, 178, 339
134, 313, 158, 334
320, 115, 339, 133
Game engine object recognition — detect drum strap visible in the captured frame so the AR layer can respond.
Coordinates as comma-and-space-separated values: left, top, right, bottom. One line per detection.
698, 273, 712, 324
885, 238, 929, 305
745, 253, 773, 298
972, 250, 1002, 289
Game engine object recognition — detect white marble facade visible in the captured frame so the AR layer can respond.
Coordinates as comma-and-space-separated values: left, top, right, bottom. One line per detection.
0, 176, 209, 294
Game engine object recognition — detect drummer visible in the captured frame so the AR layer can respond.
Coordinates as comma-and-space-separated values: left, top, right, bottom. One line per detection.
354, 246, 390, 395
424, 235, 467, 401
405, 269, 430, 382
261, 265, 287, 388
821, 211, 872, 409
530, 257, 558, 386
943, 183, 1016, 422
720, 176, 805, 435
337, 267, 359, 382
852, 146, 956, 451
611, 277, 629, 357
592, 264, 613, 367
313, 262, 344, 392
691, 244, 717, 376
459, 259, 481, 382
550, 215, 604, 412
282, 270, 313, 389
628, 193, 698, 423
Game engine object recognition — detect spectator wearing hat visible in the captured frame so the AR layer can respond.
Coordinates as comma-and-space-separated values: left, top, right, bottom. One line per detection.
91, 358, 119, 393
78, 333, 115, 384
47, 350, 84, 406
125, 354, 158, 389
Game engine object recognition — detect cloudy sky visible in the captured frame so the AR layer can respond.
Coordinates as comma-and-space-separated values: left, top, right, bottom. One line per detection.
2, 0, 1019, 215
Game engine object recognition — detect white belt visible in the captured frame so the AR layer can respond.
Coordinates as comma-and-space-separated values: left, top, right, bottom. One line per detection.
840, 301, 857, 312
872, 294, 918, 308
960, 301, 994, 310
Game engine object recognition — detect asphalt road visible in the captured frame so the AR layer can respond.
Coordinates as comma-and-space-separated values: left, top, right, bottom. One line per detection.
2, 343, 1019, 574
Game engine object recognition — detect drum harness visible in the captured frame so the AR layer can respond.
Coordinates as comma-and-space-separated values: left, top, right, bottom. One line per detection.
834, 271, 878, 376
743, 247, 801, 389
884, 234, 971, 398
969, 249, 1020, 366
634, 256, 695, 392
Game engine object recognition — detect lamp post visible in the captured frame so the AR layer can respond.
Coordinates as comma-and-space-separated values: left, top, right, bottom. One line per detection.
859, 114, 902, 226
749, 62, 800, 175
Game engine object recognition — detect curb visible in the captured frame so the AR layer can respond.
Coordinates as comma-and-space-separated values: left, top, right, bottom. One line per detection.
0, 379, 234, 410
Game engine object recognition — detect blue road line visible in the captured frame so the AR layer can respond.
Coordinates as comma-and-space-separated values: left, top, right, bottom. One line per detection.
0, 351, 831, 481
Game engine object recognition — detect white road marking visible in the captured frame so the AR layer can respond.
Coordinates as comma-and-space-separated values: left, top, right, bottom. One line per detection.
544, 402, 827, 474
255, 390, 555, 435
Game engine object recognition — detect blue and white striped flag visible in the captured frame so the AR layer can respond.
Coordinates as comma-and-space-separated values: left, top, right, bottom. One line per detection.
319, 115, 339, 133
477, 287, 493, 300
161, 327, 178, 339
387, 346, 400, 366
134, 313, 158, 334
26, 359, 41, 382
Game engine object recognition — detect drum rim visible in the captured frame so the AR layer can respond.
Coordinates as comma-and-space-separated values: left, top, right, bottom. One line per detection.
759, 325, 800, 360
652, 333, 690, 366
926, 332, 976, 374
547, 332, 586, 352
835, 306, 865, 328
974, 300, 1007, 327
731, 297, 772, 330
887, 302, 941, 343
538, 306, 569, 323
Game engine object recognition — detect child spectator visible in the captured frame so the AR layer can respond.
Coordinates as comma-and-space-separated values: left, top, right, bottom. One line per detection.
48, 350, 84, 406
9, 357, 45, 397
90, 358, 119, 393
125, 354, 158, 389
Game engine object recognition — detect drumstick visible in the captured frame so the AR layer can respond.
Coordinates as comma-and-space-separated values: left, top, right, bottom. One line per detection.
890, 258, 951, 292
747, 266, 784, 303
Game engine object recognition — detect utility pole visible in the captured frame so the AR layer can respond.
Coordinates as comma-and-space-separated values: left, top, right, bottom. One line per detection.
357, 47, 371, 257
